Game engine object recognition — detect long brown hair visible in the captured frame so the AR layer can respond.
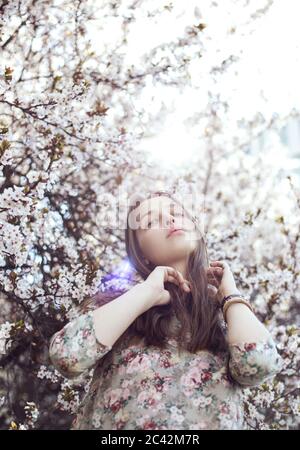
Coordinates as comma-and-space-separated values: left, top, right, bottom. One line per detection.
79, 190, 229, 376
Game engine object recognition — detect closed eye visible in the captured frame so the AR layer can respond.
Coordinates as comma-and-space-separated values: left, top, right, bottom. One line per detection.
146, 212, 184, 227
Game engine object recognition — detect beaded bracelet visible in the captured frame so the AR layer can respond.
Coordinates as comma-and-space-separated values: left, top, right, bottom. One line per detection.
220, 293, 246, 310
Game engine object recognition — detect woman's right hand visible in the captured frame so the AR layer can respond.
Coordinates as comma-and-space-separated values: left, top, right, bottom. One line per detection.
143, 266, 191, 307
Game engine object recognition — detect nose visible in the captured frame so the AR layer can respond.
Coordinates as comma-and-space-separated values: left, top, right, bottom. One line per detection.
166, 216, 175, 228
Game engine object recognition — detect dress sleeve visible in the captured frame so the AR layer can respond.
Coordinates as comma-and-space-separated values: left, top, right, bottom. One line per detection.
49, 310, 112, 379
228, 335, 284, 387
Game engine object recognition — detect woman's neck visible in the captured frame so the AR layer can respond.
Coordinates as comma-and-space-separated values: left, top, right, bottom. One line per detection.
168, 255, 189, 280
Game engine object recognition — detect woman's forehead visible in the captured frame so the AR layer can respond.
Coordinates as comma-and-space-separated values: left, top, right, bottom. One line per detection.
136, 196, 180, 216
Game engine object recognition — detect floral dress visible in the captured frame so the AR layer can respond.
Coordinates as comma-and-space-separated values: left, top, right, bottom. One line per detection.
49, 306, 283, 430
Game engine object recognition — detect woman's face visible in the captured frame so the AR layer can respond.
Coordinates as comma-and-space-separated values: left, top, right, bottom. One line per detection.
133, 196, 200, 267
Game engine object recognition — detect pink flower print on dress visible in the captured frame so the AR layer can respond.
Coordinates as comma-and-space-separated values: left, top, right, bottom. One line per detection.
136, 389, 163, 412
103, 387, 123, 407
126, 353, 152, 373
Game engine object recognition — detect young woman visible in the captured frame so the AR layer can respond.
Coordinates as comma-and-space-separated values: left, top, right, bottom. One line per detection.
49, 190, 283, 430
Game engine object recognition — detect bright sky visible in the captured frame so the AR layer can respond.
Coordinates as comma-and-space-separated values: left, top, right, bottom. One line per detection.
87, 0, 300, 172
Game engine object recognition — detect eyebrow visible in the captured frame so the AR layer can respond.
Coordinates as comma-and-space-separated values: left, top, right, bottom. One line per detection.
140, 203, 182, 221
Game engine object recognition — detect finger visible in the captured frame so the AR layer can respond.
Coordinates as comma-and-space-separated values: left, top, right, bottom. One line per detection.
166, 275, 180, 286
207, 269, 223, 278
208, 274, 223, 282
207, 279, 221, 288
208, 271, 223, 281
167, 275, 190, 290
166, 268, 191, 291
167, 267, 179, 277
168, 267, 187, 283
208, 283, 218, 292
183, 282, 191, 292
173, 271, 191, 292
208, 284, 218, 296
209, 266, 223, 272
168, 276, 190, 292
166, 268, 179, 283
179, 276, 191, 292
209, 261, 224, 266
174, 269, 185, 284
174, 269, 188, 289
207, 275, 223, 283
207, 279, 219, 288
207, 267, 223, 275
207, 272, 221, 282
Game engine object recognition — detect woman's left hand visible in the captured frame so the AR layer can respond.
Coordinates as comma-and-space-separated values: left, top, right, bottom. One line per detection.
207, 260, 240, 306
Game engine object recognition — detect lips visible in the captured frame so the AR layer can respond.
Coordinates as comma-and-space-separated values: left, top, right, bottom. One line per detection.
167, 228, 184, 238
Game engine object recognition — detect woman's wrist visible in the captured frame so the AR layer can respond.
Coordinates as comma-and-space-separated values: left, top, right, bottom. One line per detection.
139, 280, 163, 310
221, 288, 242, 299
218, 288, 242, 308
220, 291, 244, 308
132, 282, 160, 312
224, 301, 252, 320
222, 298, 254, 323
